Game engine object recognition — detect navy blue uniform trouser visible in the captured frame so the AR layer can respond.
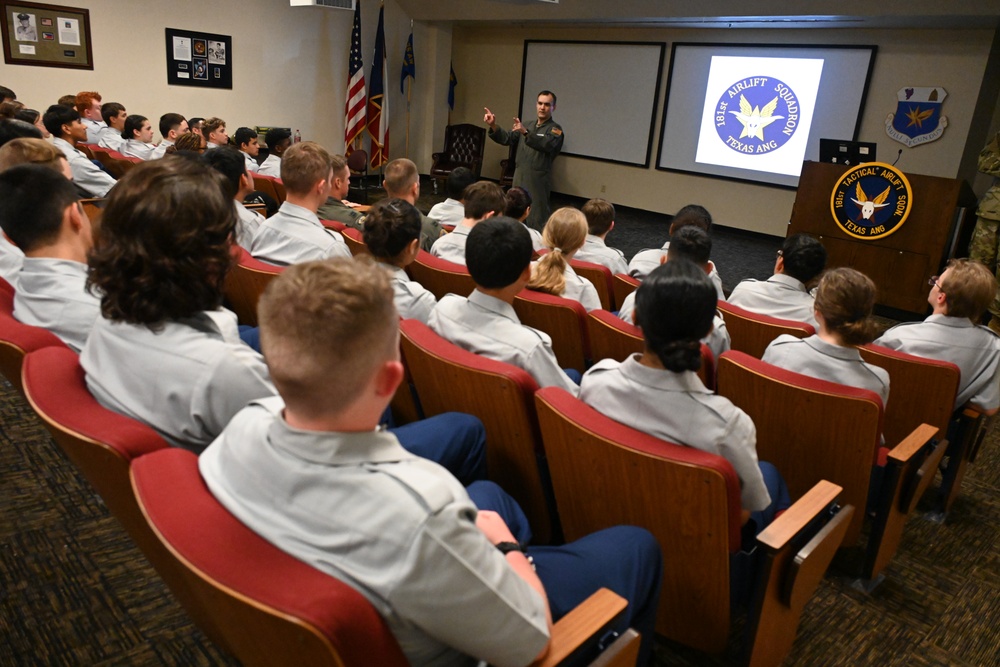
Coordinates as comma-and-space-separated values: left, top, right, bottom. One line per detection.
392, 413, 487, 486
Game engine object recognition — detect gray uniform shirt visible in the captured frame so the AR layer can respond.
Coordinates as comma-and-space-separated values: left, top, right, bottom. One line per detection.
199, 396, 549, 667
149, 140, 173, 160
121, 139, 155, 161
257, 153, 281, 177
235, 202, 265, 251
80, 308, 275, 452
728, 273, 818, 328
616, 291, 731, 361
241, 151, 259, 173
81, 118, 106, 145
428, 290, 579, 395
628, 245, 725, 299
427, 198, 465, 228
388, 264, 436, 324
96, 126, 126, 152
430, 224, 472, 266
250, 201, 352, 266
762, 334, 890, 406
53, 137, 116, 198
574, 235, 628, 276
0, 234, 23, 289
13, 257, 100, 352
557, 262, 601, 313
876, 314, 1000, 411
580, 354, 771, 511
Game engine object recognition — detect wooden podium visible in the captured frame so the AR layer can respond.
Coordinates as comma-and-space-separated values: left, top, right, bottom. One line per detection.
789, 161, 978, 314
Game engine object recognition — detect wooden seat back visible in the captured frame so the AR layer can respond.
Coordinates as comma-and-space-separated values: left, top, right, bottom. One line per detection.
514, 290, 590, 372
717, 300, 815, 358
252, 173, 280, 202
585, 310, 715, 389
611, 273, 639, 309
716, 351, 883, 546
570, 259, 614, 311
534, 387, 851, 663
859, 343, 960, 447
407, 249, 476, 300
399, 319, 556, 543
341, 227, 370, 257
0, 290, 66, 394
92, 149, 128, 178
222, 246, 284, 327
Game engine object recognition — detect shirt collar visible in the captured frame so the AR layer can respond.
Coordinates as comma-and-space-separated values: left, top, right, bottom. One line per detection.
468, 289, 520, 323
618, 353, 714, 393
451, 224, 473, 237
264, 401, 415, 466
278, 201, 322, 226
803, 334, 864, 361
767, 273, 808, 292
924, 313, 974, 328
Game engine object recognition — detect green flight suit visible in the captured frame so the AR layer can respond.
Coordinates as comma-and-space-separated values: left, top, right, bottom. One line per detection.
489, 117, 564, 231
968, 132, 1000, 317
419, 211, 445, 252
317, 197, 365, 231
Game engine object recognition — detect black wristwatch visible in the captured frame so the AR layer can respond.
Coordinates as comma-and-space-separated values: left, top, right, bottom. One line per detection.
495, 541, 524, 555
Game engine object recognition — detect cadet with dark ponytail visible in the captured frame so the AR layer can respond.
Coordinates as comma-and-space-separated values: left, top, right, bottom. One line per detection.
581, 259, 791, 533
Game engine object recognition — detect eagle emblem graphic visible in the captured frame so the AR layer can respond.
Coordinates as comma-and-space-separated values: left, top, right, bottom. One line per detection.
850, 182, 891, 221
729, 94, 784, 141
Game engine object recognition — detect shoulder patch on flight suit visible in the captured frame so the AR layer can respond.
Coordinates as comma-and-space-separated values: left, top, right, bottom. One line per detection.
551, 128, 562, 136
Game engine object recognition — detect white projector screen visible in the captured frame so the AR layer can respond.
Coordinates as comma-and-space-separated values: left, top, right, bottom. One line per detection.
658, 43, 877, 188
518, 40, 666, 167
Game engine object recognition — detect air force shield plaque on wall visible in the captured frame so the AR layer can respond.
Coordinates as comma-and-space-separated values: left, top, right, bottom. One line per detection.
885, 87, 948, 148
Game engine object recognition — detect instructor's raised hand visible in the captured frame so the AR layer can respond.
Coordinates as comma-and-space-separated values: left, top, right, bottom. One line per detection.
483, 107, 496, 129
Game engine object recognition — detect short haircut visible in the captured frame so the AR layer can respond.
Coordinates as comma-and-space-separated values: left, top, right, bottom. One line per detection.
188, 117, 205, 131
669, 204, 712, 234
330, 153, 348, 175
0, 137, 65, 172
159, 112, 186, 138
122, 114, 148, 140
265, 127, 291, 149
667, 225, 712, 266
233, 127, 257, 148
0, 118, 43, 146
462, 181, 505, 220
0, 86, 15, 101
814, 267, 878, 346
941, 258, 997, 322
280, 141, 332, 195
466, 216, 533, 289
258, 257, 398, 419
13, 108, 39, 126
202, 117, 226, 140
57, 94, 76, 108
0, 164, 78, 252
504, 186, 532, 220
445, 166, 475, 199
781, 234, 827, 284
582, 198, 615, 235
383, 158, 418, 197
74, 91, 101, 115
530, 207, 588, 296
42, 104, 78, 137
636, 259, 717, 373
203, 147, 247, 199
0, 101, 23, 118
538, 90, 557, 105
363, 198, 422, 260
87, 157, 237, 327
101, 102, 126, 125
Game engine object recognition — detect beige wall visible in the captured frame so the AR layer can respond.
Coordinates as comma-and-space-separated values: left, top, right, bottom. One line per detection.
452, 26, 998, 236
0, 0, 425, 157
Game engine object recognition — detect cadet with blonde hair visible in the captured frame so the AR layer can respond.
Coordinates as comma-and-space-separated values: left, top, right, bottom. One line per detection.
527, 207, 600, 311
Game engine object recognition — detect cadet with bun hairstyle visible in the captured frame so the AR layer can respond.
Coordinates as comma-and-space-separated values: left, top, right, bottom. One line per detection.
763, 267, 889, 406
363, 198, 437, 323
580, 258, 790, 532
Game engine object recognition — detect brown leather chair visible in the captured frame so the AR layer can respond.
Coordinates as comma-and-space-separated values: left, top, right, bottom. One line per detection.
430, 123, 486, 193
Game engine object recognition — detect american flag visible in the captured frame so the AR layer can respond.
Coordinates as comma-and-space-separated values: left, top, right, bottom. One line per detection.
367, 3, 388, 168
344, 2, 366, 154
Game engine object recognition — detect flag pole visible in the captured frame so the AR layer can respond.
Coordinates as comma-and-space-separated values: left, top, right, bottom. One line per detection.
406, 77, 411, 158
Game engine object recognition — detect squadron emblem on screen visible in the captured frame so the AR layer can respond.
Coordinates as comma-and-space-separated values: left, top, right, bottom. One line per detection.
714, 76, 800, 155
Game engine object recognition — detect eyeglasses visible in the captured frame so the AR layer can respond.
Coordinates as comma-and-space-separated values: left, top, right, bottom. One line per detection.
928, 275, 945, 293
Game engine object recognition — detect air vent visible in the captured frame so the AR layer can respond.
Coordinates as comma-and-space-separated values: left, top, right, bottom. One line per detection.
289, 0, 355, 10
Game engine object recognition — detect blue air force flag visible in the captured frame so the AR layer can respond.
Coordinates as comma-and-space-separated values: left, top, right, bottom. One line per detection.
885, 87, 948, 148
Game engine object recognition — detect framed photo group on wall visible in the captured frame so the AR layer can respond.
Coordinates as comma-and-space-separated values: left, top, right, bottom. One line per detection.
165, 27, 232, 90
1, 0, 93, 69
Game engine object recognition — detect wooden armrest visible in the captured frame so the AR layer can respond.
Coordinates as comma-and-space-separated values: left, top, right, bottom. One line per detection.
757, 479, 842, 552
891, 424, 943, 512
589, 628, 640, 667
431, 152, 444, 160
530, 588, 629, 667
781, 502, 854, 609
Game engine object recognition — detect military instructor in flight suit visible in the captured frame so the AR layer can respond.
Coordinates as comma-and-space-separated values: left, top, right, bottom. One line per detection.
485, 90, 564, 231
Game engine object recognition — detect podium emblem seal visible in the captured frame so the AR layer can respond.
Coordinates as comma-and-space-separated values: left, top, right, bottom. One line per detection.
830, 162, 912, 240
